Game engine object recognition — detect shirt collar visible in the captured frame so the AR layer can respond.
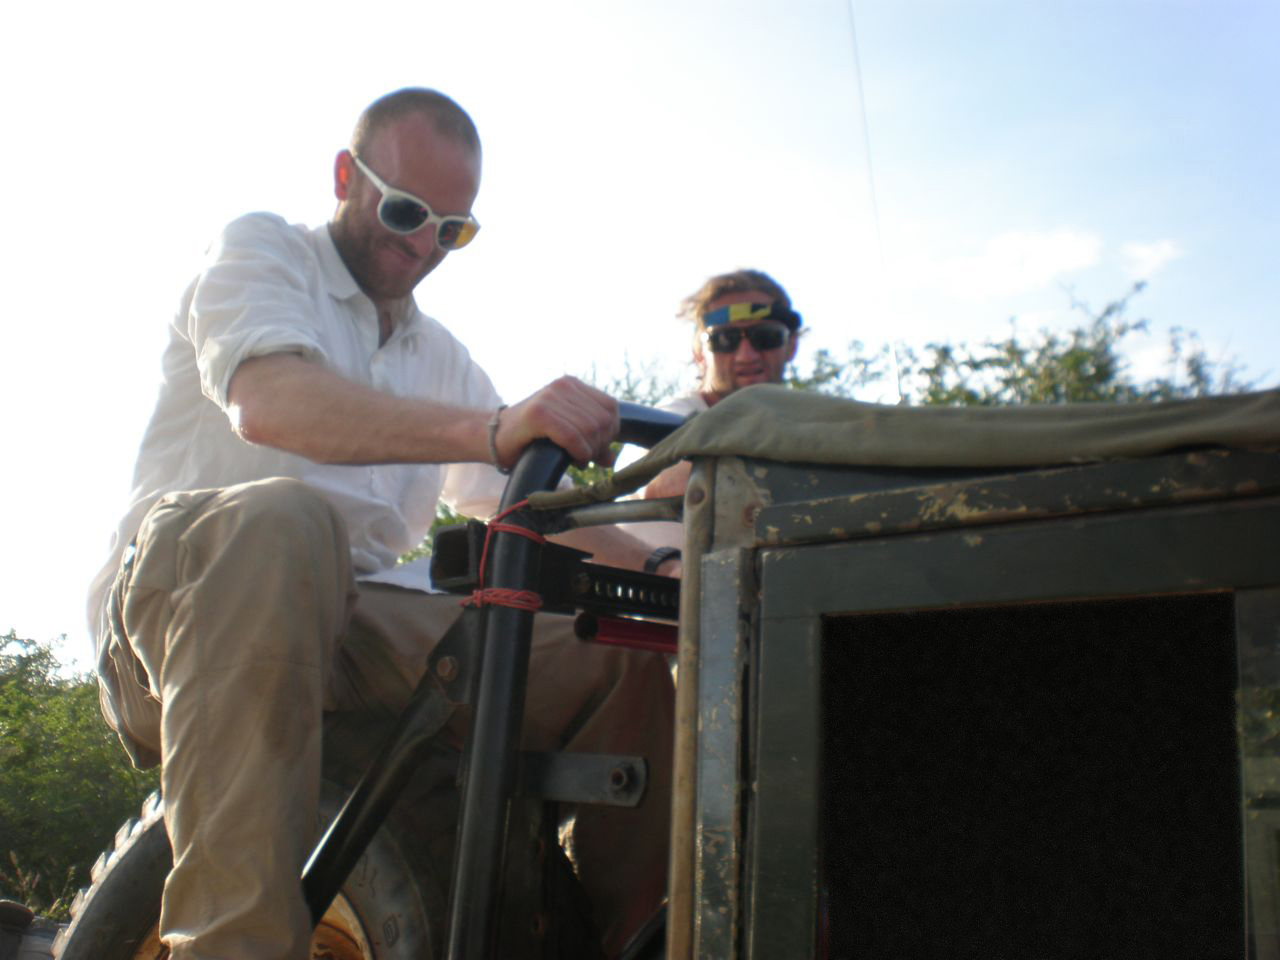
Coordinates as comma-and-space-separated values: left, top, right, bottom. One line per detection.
315, 223, 425, 343
315, 223, 362, 301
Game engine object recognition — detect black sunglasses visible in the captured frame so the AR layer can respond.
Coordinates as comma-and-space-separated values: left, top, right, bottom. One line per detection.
703, 322, 791, 355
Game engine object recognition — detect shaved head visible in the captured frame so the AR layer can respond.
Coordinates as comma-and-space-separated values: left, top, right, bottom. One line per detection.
351, 87, 481, 159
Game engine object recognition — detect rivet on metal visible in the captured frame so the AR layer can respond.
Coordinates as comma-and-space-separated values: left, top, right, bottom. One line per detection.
609, 763, 634, 793
436, 656, 458, 682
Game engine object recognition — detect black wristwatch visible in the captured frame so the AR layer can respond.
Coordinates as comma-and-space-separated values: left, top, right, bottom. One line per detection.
644, 546, 682, 574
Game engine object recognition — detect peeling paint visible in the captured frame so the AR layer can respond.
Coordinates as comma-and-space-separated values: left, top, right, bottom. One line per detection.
915, 489, 1031, 524
963, 533, 983, 547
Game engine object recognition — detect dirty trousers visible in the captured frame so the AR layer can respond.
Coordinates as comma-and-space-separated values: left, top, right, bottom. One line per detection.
99, 477, 673, 959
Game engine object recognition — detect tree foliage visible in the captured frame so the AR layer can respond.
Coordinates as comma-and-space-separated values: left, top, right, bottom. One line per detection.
568, 357, 689, 488
0, 631, 159, 917
789, 282, 1254, 406
582, 355, 688, 410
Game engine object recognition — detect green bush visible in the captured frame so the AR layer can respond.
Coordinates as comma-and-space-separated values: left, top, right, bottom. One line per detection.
0, 631, 159, 917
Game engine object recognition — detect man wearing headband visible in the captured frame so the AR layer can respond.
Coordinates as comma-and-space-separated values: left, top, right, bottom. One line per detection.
622, 269, 802, 574
683, 268, 802, 410
88, 88, 670, 960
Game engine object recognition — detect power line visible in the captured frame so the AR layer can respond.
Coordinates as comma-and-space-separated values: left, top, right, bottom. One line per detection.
844, 0, 906, 403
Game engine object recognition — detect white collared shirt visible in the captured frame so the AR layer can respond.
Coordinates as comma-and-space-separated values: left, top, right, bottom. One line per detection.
88, 212, 508, 647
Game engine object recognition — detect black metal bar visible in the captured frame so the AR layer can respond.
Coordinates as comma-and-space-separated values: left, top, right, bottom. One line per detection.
433, 525, 679, 621
446, 439, 569, 960
300, 405, 681, 950
301, 652, 459, 923
445, 407, 683, 959
616, 401, 688, 447
430, 520, 488, 594
569, 567, 680, 620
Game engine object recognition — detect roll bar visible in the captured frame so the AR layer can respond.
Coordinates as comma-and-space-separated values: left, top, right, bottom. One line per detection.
303, 402, 687, 956
447, 401, 686, 958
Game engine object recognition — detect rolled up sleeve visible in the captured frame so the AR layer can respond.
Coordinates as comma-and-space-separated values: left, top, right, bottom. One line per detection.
187, 213, 329, 411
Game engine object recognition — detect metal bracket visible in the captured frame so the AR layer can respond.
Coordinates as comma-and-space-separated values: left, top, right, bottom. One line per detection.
431, 520, 679, 621
516, 751, 649, 808
425, 605, 484, 705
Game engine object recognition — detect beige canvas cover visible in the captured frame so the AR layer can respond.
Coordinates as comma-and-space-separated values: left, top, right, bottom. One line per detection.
532, 385, 1280, 509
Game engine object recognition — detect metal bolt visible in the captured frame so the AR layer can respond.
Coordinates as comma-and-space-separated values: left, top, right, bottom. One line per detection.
609, 763, 634, 793
688, 488, 705, 505
436, 655, 458, 682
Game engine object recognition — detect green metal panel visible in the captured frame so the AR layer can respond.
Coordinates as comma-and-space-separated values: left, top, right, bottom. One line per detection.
693, 547, 753, 959
744, 614, 821, 960
758, 496, 1280, 619
753, 450, 1280, 550
689, 449, 1280, 957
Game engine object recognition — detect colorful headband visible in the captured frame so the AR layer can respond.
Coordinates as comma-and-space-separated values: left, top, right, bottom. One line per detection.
702, 301, 802, 330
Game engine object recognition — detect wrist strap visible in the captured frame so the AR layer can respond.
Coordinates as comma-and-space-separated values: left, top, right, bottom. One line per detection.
644, 546, 681, 574
488, 404, 510, 475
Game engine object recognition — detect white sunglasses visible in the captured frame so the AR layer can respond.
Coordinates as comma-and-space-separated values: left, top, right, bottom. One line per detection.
351, 154, 480, 250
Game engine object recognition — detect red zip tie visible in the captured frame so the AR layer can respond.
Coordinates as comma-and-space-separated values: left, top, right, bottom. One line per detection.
463, 501, 549, 612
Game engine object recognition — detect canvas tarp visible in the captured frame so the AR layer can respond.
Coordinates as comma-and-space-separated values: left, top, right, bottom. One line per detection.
530, 384, 1280, 510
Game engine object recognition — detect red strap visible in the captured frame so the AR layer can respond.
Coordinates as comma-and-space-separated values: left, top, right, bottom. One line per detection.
462, 501, 548, 612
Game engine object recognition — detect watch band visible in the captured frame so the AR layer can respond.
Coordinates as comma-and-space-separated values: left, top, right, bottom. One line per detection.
644, 546, 682, 574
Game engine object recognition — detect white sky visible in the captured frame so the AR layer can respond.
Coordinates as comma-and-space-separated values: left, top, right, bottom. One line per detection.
2, 0, 1276, 668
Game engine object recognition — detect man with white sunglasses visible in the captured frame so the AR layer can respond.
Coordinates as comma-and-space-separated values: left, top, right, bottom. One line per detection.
89, 88, 671, 960
621, 269, 802, 575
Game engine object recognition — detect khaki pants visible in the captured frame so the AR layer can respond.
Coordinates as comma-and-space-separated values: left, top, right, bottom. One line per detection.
99, 477, 672, 959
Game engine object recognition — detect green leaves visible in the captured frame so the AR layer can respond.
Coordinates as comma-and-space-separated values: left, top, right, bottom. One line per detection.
792, 282, 1254, 407
0, 631, 159, 917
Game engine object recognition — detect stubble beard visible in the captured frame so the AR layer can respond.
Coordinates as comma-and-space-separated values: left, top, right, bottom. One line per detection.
334, 221, 433, 302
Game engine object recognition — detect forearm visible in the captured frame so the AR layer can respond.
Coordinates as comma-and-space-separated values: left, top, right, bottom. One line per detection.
551, 526, 680, 579
230, 357, 672, 571
554, 525, 656, 572
642, 460, 693, 500
229, 354, 493, 464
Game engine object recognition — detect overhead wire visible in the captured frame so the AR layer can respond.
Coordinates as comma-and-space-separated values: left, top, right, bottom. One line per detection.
844, 0, 907, 404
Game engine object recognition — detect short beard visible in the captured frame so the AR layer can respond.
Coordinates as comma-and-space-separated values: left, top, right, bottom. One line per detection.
331, 219, 423, 301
